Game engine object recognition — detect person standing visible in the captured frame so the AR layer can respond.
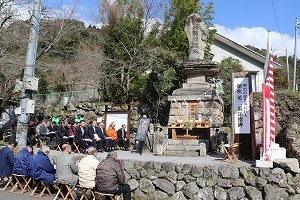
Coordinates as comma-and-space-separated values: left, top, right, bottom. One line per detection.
55, 144, 78, 186
95, 151, 131, 200
133, 114, 150, 155
13, 146, 33, 176
0, 140, 18, 177
78, 147, 100, 189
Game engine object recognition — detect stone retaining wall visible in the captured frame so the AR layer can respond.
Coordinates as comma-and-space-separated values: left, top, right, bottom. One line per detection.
122, 160, 300, 200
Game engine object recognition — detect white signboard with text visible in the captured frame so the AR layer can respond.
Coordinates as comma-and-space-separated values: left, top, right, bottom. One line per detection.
233, 77, 250, 134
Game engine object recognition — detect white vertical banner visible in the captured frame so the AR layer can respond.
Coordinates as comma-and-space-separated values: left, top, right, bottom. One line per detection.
233, 77, 251, 134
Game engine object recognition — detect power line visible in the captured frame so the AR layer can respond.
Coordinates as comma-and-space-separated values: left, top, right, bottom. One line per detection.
270, 0, 286, 49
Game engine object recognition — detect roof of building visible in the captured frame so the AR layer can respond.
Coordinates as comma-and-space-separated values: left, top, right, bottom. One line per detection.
214, 33, 283, 68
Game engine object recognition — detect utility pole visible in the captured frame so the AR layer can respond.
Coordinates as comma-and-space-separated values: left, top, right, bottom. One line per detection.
293, 18, 300, 91
286, 49, 289, 89
16, 0, 42, 146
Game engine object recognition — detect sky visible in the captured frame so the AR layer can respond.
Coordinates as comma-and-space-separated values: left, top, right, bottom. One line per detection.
202, 0, 300, 57
37, 0, 300, 57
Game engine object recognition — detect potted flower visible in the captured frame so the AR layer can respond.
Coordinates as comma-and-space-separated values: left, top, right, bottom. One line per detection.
182, 120, 195, 135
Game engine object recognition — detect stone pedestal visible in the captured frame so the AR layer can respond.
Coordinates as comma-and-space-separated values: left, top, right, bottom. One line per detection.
168, 60, 224, 128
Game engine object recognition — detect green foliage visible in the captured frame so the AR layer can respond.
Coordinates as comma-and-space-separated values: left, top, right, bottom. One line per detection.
37, 72, 49, 100
274, 68, 289, 90
218, 57, 244, 120
161, 0, 215, 60
53, 81, 66, 93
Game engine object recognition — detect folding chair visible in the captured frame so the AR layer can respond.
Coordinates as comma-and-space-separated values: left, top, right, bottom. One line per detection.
0, 176, 5, 184
72, 141, 81, 153
2, 176, 14, 191
94, 191, 121, 200
221, 142, 239, 163
77, 185, 95, 200
34, 137, 46, 148
54, 181, 76, 200
10, 174, 32, 194
30, 179, 53, 197
56, 141, 63, 151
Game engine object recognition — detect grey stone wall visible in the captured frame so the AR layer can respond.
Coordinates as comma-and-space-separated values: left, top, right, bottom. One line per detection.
122, 160, 300, 200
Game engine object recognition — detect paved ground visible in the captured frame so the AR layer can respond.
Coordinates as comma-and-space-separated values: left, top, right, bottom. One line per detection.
0, 189, 53, 200
48, 148, 254, 167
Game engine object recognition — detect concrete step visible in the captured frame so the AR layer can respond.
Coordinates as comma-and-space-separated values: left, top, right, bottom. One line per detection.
168, 139, 200, 146
166, 145, 200, 151
182, 83, 210, 89
164, 150, 199, 157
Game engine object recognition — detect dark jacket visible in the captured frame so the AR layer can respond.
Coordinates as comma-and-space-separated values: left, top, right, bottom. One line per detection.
117, 128, 127, 139
0, 146, 14, 176
13, 148, 32, 176
95, 157, 125, 191
31, 150, 56, 185
75, 126, 86, 141
86, 126, 96, 140
39, 124, 48, 136
57, 125, 69, 138
96, 127, 106, 139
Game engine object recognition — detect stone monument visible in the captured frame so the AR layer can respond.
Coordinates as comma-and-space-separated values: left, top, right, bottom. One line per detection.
168, 13, 224, 128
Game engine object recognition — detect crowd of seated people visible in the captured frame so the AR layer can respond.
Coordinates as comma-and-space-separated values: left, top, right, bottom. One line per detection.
34, 114, 130, 153
0, 142, 131, 200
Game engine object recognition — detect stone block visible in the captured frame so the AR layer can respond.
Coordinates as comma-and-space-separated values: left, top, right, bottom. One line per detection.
171, 102, 182, 109
171, 191, 187, 200
153, 179, 175, 194
155, 145, 164, 155
199, 143, 207, 156
177, 108, 188, 117
256, 160, 273, 168
186, 75, 206, 83
169, 108, 178, 116
274, 158, 300, 174
194, 187, 214, 200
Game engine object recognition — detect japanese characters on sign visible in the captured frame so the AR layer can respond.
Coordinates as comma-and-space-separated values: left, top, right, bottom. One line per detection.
233, 78, 250, 134
191, 21, 199, 55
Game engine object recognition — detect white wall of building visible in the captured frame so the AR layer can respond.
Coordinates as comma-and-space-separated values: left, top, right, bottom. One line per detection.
211, 39, 264, 92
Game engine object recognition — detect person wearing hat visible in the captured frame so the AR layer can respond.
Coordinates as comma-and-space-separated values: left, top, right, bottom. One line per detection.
95, 151, 131, 200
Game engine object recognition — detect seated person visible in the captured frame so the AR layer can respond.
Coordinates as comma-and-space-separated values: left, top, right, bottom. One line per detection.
84, 121, 97, 149
31, 146, 56, 191
88, 120, 104, 151
38, 120, 51, 146
55, 144, 78, 186
75, 121, 87, 153
95, 122, 109, 152
13, 146, 33, 177
106, 122, 118, 150
78, 147, 100, 189
96, 151, 131, 200
117, 124, 129, 151
0, 140, 18, 177
56, 120, 70, 146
